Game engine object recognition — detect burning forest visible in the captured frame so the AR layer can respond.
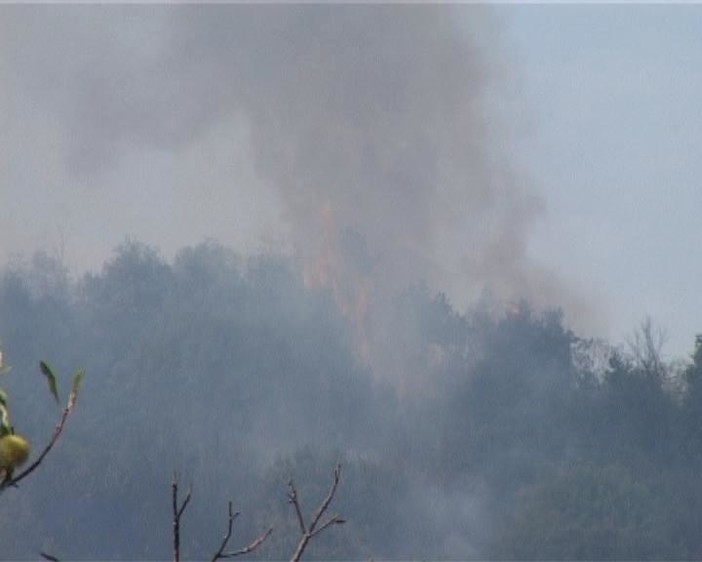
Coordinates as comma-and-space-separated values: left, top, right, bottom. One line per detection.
2, 3, 702, 560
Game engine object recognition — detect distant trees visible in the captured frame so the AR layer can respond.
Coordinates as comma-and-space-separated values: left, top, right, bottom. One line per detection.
682, 335, 702, 458
496, 463, 672, 560
2, 241, 702, 559
486, 321, 702, 560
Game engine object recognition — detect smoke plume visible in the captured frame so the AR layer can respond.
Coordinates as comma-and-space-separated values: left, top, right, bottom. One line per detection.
1, 5, 596, 370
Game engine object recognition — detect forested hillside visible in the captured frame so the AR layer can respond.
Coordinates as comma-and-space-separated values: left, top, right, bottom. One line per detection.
1, 241, 701, 560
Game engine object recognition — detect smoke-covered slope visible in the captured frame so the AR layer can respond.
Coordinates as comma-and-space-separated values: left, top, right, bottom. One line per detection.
1, 243, 701, 559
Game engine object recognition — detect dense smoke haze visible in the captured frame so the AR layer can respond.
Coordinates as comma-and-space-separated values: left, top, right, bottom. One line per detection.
2, 4, 701, 561
2, 242, 702, 559
0, 5, 598, 342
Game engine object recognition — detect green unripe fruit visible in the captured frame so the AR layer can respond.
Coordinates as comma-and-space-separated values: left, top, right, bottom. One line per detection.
0, 434, 30, 472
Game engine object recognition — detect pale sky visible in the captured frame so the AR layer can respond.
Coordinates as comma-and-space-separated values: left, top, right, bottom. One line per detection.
0, 4, 700, 359
498, 5, 702, 358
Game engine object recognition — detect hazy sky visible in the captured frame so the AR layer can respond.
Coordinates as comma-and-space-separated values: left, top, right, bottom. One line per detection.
497, 5, 702, 358
1, 4, 700, 359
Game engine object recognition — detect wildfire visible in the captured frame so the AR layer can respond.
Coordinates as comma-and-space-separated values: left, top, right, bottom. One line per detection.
303, 204, 372, 361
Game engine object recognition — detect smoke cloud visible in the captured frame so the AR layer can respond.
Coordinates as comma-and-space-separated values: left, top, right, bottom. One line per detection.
162, 5, 554, 307
0, 5, 597, 358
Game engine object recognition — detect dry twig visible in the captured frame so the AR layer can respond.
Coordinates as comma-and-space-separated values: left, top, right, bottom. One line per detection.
172, 473, 192, 562
210, 501, 272, 561
288, 464, 345, 562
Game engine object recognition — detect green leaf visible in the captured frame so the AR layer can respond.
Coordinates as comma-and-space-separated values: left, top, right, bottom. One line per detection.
0, 350, 10, 375
0, 388, 6, 408
40, 361, 60, 404
70, 369, 85, 397
67, 369, 85, 410
0, 403, 10, 436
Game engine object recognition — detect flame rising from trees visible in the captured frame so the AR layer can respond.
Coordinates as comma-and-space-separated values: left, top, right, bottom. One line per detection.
303, 204, 372, 361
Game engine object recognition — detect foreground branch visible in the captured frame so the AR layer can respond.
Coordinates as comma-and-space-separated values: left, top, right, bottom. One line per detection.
172, 474, 192, 562
1, 364, 83, 494
1, 390, 79, 493
210, 501, 272, 561
288, 464, 345, 562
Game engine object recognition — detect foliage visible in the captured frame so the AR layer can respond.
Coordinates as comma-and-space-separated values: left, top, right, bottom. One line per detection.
496, 463, 672, 560
0, 352, 84, 491
1, 242, 702, 559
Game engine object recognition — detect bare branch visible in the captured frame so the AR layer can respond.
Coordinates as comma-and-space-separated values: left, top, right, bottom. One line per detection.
218, 527, 273, 559
289, 464, 345, 562
210, 501, 240, 561
288, 480, 307, 534
178, 490, 192, 519
172, 476, 180, 562
308, 464, 341, 533
210, 500, 272, 560
290, 533, 311, 562
310, 514, 345, 538
627, 316, 668, 378
172, 474, 192, 562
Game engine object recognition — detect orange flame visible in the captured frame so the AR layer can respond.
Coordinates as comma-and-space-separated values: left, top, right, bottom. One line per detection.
304, 204, 372, 361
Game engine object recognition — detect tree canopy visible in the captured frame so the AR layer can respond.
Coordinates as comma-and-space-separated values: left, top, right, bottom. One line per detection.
1, 241, 701, 559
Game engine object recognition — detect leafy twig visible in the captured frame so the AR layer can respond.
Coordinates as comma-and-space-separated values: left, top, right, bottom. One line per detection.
1, 369, 84, 493
3, 404, 71, 491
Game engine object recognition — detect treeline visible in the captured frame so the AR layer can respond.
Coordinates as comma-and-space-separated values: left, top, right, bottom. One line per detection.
1, 241, 701, 559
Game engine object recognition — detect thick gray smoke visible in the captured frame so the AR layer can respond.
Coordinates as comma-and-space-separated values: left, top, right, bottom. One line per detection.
0, 5, 596, 364
0, 8, 622, 558
164, 5, 557, 309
